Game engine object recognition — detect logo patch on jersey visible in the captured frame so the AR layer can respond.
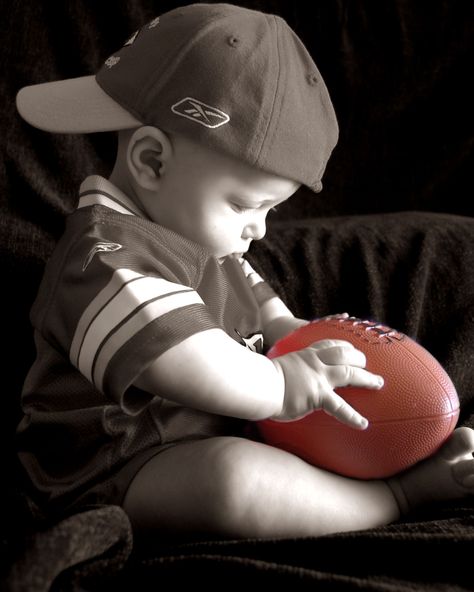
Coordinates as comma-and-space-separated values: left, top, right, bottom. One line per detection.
171, 98, 230, 128
82, 242, 123, 272
235, 329, 264, 354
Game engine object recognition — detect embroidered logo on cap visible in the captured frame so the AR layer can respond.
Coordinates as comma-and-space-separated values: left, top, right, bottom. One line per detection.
171, 97, 230, 128
104, 56, 120, 68
148, 16, 160, 28
124, 30, 139, 46
83, 242, 123, 272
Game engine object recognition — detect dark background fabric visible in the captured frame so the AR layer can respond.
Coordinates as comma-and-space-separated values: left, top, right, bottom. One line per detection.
1, 1, 474, 590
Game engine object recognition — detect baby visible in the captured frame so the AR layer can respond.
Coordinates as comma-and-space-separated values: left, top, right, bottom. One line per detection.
16, 3, 474, 542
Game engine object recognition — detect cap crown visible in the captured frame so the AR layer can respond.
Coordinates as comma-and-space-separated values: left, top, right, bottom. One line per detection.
96, 3, 338, 191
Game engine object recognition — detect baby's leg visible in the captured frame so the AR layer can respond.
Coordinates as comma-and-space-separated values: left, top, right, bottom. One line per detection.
122, 435, 399, 541
122, 427, 474, 542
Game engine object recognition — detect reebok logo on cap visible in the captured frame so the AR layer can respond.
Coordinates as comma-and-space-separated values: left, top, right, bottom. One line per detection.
171, 97, 230, 129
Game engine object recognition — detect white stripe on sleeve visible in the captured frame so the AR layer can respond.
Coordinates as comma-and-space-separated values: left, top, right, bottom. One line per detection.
70, 268, 142, 365
239, 258, 293, 323
239, 257, 266, 287
70, 268, 201, 385
93, 289, 204, 391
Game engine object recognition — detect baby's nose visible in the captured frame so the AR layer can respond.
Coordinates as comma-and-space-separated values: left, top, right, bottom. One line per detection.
244, 217, 266, 241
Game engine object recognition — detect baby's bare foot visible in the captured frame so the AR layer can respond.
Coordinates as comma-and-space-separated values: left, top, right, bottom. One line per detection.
387, 427, 474, 514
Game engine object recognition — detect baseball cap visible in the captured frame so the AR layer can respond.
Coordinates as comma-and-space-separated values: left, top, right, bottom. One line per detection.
16, 3, 338, 192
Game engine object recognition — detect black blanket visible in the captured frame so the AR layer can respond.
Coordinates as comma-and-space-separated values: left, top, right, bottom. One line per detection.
2, 1, 473, 590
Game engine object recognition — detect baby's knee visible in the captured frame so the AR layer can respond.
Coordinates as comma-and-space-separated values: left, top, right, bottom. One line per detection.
206, 437, 270, 533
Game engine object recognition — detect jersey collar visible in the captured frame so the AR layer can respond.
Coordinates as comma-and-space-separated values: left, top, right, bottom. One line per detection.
78, 175, 146, 217
77, 175, 225, 273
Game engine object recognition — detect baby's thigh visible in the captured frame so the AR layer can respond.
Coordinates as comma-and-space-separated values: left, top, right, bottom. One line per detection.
122, 435, 277, 541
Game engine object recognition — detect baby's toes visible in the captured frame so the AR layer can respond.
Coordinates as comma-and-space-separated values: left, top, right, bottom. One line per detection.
440, 427, 474, 462
453, 459, 474, 488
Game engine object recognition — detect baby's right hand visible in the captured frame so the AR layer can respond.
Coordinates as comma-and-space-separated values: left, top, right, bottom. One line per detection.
269, 340, 384, 429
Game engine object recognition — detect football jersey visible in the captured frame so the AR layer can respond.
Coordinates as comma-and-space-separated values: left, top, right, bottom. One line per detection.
17, 175, 278, 512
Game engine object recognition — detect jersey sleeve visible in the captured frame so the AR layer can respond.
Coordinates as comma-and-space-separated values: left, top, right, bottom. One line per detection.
238, 257, 295, 325
37, 214, 221, 414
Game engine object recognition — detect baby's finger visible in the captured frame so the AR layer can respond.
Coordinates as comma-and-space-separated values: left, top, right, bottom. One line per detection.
320, 390, 368, 430
327, 365, 384, 389
317, 346, 366, 368
307, 339, 355, 352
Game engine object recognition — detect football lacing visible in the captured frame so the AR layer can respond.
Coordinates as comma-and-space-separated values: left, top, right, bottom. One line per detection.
320, 314, 403, 342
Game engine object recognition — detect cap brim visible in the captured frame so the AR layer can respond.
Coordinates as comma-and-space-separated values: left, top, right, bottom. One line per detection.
16, 75, 143, 133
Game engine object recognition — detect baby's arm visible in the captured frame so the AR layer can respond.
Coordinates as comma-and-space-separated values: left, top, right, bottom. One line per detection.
262, 314, 309, 347
134, 327, 382, 428
135, 328, 284, 420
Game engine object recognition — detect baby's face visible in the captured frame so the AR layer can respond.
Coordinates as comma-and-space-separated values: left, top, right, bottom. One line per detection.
147, 135, 300, 261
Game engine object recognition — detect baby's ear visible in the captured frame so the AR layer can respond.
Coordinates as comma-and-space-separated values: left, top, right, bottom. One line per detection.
127, 126, 172, 190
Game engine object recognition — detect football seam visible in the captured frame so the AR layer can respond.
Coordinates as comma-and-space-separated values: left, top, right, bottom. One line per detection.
363, 408, 459, 426
263, 408, 458, 427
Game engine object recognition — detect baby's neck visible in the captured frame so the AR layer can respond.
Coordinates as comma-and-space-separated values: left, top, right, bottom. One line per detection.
108, 169, 146, 216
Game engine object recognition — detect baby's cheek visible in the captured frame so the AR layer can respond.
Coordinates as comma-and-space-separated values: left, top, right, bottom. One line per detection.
195, 219, 224, 249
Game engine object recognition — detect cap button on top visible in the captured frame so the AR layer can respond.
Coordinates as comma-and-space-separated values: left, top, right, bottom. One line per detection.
227, 35, 241, 47
306, 73, 318, 86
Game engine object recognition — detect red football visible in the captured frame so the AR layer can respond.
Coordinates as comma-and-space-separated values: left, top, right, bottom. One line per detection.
257, 315, 460, 479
